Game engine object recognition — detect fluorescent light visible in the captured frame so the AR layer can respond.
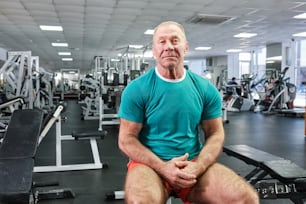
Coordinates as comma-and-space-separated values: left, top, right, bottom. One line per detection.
226, 49, 242, 53
62, 58, 73, 61
234, 32, 257, 38
266, 56, 282, 61
292, 32, 306, 37
40, 25, 63, 31
52, 42, 68, 47
204, 72, 212, 79
293, 13, 306, 19
111, 58, 120, 62
129, 45, 143, 49
266, 60, 275, 64
58, 52, 71, 56
144, 29, 154, 35
144, 50, 153, 58
195, 47, 211, 50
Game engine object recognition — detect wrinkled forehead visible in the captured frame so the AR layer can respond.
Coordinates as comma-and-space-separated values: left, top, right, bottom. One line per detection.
153, 22, 186, 41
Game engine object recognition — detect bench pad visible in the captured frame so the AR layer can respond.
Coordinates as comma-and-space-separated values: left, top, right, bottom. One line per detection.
0, 158, 34, 203
72, 131, 105, 140
224, 145, 306, 180
0, 109, 44, 159
264, 160, 306, 180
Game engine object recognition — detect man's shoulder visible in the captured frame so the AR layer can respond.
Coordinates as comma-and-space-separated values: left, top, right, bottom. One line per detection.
186, 70, 210, 85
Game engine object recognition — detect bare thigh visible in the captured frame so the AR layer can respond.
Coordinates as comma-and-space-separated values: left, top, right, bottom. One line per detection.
187, 163, 259, 204
124, 164, 169, 204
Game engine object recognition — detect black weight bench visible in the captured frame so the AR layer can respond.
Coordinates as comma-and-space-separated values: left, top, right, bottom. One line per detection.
223, 144, 306, 204
0, 109, 44, 203
0, 158, 34, 204
72, 130, 106, 140
0, 109, 74, 203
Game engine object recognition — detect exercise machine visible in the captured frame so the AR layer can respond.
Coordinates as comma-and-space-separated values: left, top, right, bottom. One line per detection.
34, 104, 107, 172
0, 51, 36, 109
224, 144, 306, 203
0, 109, 74, 204
223, 74, 262, 112
0, 97, 25, 139
60, 69, 80, 100
254, 67, 297, 113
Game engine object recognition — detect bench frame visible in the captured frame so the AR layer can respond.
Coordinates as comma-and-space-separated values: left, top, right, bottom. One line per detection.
34, 105, 106, 172
223, 144, 306, 204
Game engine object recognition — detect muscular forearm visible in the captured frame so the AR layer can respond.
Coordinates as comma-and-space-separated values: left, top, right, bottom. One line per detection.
118, 135, 165, 171
118, 119, 168, 175
195, 118, 225, 176
196, 133, 224, 172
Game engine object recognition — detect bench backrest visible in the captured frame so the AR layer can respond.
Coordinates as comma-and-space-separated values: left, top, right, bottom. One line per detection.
224, 144, 306, 181
0, 109, 44, 159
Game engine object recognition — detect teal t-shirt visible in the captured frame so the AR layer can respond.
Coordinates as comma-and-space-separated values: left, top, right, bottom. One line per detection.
118, 67, 222, 161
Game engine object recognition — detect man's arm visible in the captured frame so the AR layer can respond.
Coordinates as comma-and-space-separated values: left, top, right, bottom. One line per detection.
197, 117, 225, 170
118, 118, 165, 169
118, 118, 197, 188
176, 117, 225, 178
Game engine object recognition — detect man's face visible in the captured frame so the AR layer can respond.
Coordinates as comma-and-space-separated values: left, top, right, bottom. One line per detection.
152, 24, 188, 70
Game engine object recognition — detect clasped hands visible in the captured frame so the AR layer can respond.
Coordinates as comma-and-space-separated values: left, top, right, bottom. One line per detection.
159, 153, 204, 189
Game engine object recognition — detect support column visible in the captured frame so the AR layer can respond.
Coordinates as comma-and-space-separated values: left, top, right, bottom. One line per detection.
227, 53, 239, 80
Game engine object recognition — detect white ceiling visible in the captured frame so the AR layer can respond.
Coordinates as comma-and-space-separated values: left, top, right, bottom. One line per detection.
0, 0, 306, 72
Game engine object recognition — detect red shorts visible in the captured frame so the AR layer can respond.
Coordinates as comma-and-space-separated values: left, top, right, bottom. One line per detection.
127, 160, 192, 204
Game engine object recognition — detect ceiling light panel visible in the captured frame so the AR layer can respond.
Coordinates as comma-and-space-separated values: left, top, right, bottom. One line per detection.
292, 32, 306, 37
293, 13, 306, 19
40, 25, 63, 31
52, 42, 68, 47
62, 58, 73, 61
58, 52, 71, 55
234, 32, 257, 38
144, 29, 154, 35
195, 47, 212, 50
129, 45, 143, 49
226, 49, 242, 52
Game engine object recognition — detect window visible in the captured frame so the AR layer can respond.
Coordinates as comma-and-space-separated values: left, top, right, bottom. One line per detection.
294, 40, 306, 107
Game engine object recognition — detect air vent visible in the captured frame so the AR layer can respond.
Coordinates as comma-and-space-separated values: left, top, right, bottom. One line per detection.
187, 13, 234, 25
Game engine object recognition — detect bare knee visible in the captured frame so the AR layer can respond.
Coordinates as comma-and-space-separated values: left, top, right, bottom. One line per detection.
187, 163, 260, 204
249, 190, 260, 204
125, 191, 165, 204
124, 165, 168, 204
236, 186, 260, 204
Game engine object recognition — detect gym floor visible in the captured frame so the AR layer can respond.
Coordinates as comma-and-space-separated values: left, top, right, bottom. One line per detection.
33, 99, 305, 204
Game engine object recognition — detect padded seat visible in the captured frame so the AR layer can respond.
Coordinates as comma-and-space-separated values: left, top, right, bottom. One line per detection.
264, 160, 306, 180
0, 109, 44, 159
0, 158, 34, 204
223, 144, 284, 165
72, 130, 106, 140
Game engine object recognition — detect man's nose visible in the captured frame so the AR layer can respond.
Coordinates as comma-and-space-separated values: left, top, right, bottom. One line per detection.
164, 41, 174, 50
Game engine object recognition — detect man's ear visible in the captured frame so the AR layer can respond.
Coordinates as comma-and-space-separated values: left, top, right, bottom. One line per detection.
152, 45, 157, 59
184, 42, 189, 53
